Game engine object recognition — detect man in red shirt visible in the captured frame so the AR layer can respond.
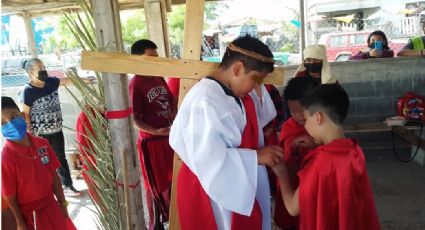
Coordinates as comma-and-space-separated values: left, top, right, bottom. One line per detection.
128, 39, 176, 230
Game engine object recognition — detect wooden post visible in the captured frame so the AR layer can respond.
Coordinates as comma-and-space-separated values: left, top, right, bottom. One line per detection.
22, 12, 38, 58
144, 0, 170, 57
90, 0, 145, 229
300, 0, 306, 59
169, 0, 206, 229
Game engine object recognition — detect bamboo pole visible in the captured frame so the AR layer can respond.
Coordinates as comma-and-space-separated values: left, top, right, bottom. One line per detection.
121, 148, 133, 230
22, 12, 38, 58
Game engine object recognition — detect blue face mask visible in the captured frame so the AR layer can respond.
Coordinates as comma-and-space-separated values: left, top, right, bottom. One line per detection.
1, 116, 27, 141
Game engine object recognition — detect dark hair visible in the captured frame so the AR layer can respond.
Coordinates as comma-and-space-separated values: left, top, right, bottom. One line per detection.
22, 58, 42, 73
301, 84, 349, 125
284, 77, 320, 101
219, 35, 274, 73
131, 39, 158, 55
2, 96, 19, 111
367, 30, 390, 49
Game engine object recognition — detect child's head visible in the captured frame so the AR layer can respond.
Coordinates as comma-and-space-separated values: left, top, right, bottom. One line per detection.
1, 97, 27, 141
131, 39, 158, 57
22, 58, 48, 82
301, 84, 349, 144
284, 77, 319, 125
219, 35, 274, 97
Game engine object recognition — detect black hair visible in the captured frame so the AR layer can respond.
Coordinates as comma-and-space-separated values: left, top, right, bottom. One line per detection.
219, 35, 274, 73
22, 58, 42, 73
284, 77, 320, 101
301, 84, 349, 125
367, 30, 390, 49
131, 39, 158, 55
2, 96, 19, 111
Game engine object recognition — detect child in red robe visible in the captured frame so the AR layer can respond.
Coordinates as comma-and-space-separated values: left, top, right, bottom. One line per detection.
1, 96, 77, 230
274, 77, 319, 230
273, 84, 380, 230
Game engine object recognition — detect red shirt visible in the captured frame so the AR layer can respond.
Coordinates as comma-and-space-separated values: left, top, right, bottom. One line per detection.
298, 138, 380, 230
129, 75, 174, 137
166, 77, 180, 99
2, 134, 60, 204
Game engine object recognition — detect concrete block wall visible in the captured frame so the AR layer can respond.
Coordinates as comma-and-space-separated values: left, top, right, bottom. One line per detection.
283, 57, 425, 124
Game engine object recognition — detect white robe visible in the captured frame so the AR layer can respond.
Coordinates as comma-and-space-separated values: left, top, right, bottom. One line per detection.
170, 78, 262, 229
249, 85, 277, 230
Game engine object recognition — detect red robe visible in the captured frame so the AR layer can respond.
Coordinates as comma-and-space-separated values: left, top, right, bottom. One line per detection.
2, 134, 76, 230
177, 96, 262, 230
298, 138, 380, 230
274, 118, 310, 229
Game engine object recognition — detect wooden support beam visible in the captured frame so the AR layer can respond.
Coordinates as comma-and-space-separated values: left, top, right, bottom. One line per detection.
81, 51, 285, 85
22, 12, 38, 58
91, 0, 145, 229
144, 0, 170, 57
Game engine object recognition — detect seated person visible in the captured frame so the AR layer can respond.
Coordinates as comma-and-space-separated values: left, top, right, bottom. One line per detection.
350, 30, 394, 60
397, 27, 425, 57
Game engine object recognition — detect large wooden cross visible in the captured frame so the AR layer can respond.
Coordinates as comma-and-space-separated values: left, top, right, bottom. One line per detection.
82, 1, 284, 229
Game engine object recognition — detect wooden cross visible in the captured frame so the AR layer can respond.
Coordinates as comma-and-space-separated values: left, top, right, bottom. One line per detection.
82, 1, 285, 229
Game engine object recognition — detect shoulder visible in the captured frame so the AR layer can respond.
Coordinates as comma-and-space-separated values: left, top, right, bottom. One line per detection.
1, 147, 14, 162
47, 77, 60, 87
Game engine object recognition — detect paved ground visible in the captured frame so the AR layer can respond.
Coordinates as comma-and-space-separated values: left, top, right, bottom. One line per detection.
70, 158, 425, 230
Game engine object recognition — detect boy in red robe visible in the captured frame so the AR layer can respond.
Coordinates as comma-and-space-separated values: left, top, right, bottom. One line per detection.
272, 84, 380, 230
1, 96, 76, 230
274, 77, 319, 230
128, 39, 177, 229
170, 35, 283, 230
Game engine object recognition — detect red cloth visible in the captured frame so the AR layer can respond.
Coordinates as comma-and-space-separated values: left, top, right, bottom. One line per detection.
129, 75, 174, 138
274, 118, 310, 229
279, 118, 310, 165
298, 138, 380, 230
75, 109, 101, 205
177, 95, 262, 230
1, 134, 74, 230
167, 77, 180, 99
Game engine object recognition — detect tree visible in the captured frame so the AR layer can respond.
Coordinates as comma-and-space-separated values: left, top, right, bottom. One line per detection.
120, 10, 148, 48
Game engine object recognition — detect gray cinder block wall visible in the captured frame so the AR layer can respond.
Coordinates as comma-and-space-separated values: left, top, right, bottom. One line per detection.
283, 57, 425, 124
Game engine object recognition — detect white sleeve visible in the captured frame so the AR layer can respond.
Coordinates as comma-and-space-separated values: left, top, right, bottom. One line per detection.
170, 102, 258, 216
258, 85, 277, 128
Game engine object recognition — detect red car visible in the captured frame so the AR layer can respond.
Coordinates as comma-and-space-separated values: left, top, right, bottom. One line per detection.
318, 31, 407, 61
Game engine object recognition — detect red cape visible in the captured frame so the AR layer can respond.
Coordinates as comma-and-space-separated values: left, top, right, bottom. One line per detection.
177, 95, 262, 230
298, 138, 380, 230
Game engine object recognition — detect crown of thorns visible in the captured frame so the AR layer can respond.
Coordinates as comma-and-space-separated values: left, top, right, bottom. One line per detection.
227, 43, 275, 64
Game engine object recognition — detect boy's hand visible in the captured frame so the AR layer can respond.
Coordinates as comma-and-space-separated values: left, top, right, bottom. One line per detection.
257, 145, 283, 167
271, 161, 288, 179
17, 222, 28, 230
59, 201, 69, 218
293, 135, 316, 149
155, 127, 170, 136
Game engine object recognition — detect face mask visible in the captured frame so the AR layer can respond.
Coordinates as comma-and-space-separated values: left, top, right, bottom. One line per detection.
1, 116, 27, 141
37, 70, 49, 81
304, 63, 323, 74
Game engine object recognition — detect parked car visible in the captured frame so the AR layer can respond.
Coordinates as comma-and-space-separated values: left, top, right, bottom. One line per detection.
318, 31, 407, 61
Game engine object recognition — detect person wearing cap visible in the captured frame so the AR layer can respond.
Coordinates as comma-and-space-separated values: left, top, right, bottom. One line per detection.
294, 44, 337, 85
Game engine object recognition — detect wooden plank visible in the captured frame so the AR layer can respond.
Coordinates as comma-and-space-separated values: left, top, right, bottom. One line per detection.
22, 12, 38, 58
169, 1, 205, 229
91, 1, 145, 229
393, 126, 425, 151
144, 0, 170, 57
81, 51, 285, 85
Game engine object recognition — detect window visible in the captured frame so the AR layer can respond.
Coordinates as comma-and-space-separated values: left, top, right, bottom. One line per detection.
330, 35, 346, 47
350, 34, 367, 45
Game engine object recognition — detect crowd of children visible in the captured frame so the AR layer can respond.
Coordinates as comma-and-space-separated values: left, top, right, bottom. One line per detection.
2, 35, 381, 230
